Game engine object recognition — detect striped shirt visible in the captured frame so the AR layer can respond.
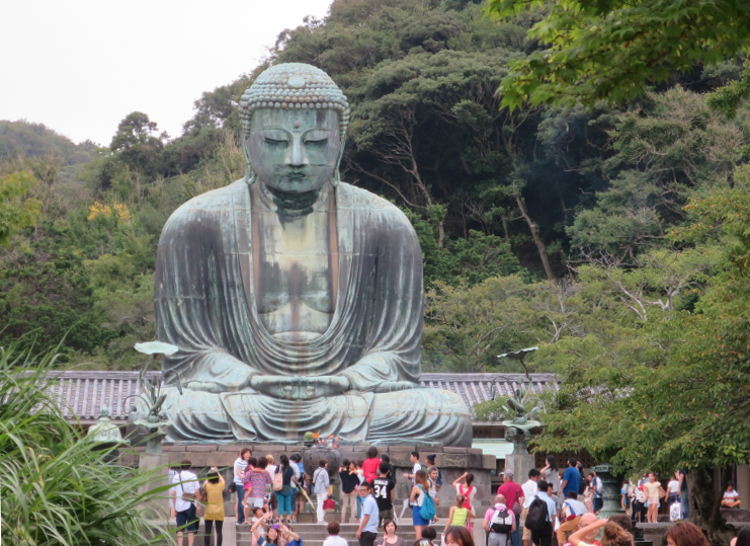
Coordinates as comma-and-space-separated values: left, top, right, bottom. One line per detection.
234, 458, 248, 485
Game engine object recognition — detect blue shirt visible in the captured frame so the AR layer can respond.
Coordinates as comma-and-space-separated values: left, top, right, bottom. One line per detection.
538, 492, 557, 522
562, 467, 580, 497
361, 494, 379, 533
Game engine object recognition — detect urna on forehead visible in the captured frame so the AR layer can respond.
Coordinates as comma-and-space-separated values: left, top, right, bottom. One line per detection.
239, 63, 350, 137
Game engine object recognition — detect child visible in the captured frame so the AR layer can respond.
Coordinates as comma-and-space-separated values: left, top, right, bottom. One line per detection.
444, 495, 474, 533
250, 510, 272, 546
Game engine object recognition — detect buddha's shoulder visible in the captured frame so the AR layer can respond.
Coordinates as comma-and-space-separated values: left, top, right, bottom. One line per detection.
338, 182, 411, 227
164, 180, 246, 226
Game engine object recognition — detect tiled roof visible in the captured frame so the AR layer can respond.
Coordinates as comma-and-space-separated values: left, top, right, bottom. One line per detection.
39, 370, 560, 424
44, 370, 161, 423
420, 372, 560, 409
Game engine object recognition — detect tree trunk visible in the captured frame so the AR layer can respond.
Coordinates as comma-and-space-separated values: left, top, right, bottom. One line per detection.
689, 467, 734, 546
515, 195, 555, 281
501, 214, 510, 244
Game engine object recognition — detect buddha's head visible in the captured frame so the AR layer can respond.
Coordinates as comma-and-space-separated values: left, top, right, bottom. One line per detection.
239, 63, 350, 195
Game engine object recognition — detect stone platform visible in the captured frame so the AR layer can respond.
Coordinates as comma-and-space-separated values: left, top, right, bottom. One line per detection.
121, 444, 496, 520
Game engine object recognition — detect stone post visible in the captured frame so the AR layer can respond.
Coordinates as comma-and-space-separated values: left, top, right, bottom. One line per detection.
504, 430, 536, 486
138, 452, 172, 519
505, 449, 535, 488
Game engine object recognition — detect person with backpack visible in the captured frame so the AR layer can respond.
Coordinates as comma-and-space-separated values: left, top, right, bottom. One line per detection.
497, 470, 524, 546
409, 469, 435, 540
524, 480, 556, 546
483, 494, 516, 546
452, 472, 477, 519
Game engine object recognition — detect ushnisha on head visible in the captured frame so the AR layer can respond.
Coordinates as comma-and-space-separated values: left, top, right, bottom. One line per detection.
240, 63, 350, 139
239, 63, 350, 188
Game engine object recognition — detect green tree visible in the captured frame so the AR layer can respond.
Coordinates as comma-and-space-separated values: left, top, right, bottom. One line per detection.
423, 275, 538, 371
0, 171, 41, 246
567, 87, 749, 255
487, 0, 750, 110
106, 112, 167, 195
533, 168, 750, 544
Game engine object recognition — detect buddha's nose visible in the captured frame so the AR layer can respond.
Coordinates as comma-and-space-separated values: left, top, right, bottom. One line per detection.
286, 137, 309, 167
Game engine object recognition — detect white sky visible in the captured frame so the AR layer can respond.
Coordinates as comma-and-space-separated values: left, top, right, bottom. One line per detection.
1, 0, 334, 147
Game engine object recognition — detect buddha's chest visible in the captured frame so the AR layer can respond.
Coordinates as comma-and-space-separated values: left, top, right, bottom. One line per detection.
252, 208, 336, 339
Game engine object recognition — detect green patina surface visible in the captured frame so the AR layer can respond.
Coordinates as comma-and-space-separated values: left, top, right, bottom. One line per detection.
131, 64, 471, 446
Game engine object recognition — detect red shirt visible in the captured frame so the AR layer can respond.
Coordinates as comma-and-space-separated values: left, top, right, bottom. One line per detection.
362, 458, 381, 483
497, 480, 524, 511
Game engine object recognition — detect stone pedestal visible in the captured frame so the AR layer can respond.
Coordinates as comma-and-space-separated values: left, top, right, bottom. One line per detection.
137, 452, 172, 519
504, 452, 535, 485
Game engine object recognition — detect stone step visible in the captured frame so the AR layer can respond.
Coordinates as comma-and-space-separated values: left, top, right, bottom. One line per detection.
237, 533, 415, 546
237, 532, 418, 537
236, 523, 416, 531
236, 523, 418, 545
237, 528, 418, 539
238, 537, 419, 546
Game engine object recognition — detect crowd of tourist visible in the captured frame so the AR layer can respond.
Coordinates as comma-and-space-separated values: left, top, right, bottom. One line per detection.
167, 449, 746, 546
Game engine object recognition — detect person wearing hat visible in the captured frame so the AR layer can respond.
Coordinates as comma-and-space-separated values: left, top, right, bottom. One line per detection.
425, 455, 442, 492
498, 469, 524, 546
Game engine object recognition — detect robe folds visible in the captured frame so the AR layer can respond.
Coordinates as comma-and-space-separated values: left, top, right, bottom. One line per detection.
151, 179, 471, 446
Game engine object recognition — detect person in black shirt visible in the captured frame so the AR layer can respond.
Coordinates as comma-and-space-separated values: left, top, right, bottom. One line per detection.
372, 462, 396, 526
340, 459, 361, 524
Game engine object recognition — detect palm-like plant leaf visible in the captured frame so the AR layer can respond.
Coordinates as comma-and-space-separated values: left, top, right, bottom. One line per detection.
0, 341, 175, 545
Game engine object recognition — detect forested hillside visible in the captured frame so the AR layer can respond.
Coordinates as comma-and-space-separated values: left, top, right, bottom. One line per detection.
1, 0, 748, 385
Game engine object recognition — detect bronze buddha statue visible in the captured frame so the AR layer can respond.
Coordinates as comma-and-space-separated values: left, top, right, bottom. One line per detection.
147, 63, 471, 445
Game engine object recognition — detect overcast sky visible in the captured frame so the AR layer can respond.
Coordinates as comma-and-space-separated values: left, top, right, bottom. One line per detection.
1, 0, 334, 147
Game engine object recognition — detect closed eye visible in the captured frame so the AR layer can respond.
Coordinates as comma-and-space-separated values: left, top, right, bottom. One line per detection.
260, 129, 290, 145
304, 129, 331, 144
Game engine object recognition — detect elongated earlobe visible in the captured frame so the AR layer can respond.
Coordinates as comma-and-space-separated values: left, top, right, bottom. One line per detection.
242, 134, 256, 185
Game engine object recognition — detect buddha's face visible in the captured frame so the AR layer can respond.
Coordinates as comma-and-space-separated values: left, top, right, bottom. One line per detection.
247, 108, 341, 194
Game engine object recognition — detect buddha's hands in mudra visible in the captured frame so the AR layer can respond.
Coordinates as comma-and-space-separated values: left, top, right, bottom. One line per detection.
250, 375, 351, 400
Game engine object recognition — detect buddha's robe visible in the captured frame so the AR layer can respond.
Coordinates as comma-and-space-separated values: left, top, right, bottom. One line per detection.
152, 179, 471, 446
